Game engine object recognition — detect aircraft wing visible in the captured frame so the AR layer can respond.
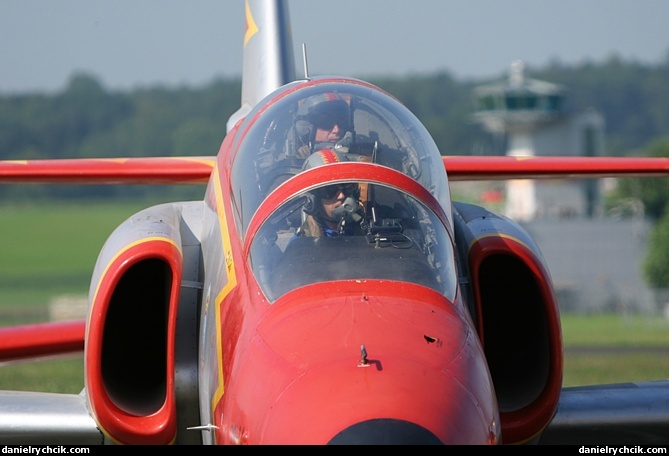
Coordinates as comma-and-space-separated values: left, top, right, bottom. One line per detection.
444, 155, 669, 180
0, 391, 102, 444
0, 321, 97, 443
540, 380, 669, 445
0, 320, 84, 365
0, 156, 215, 185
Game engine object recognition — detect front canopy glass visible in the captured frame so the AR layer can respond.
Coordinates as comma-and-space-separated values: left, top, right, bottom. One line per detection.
249, 182, 457, 303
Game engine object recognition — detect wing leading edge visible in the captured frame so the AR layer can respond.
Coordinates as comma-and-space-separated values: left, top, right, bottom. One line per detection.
0, 320, 84, 365
445, 155, 669, 180
0, 157, 215, 185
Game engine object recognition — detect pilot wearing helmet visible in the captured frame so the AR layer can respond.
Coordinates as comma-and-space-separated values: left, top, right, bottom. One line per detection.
296, 150, 366, 238
291, 93, 352, 159
258, 92, 354, 195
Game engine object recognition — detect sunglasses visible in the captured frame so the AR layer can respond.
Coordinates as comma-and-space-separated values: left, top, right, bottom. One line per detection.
313, 113, 350, 131
316, 183, 359, 200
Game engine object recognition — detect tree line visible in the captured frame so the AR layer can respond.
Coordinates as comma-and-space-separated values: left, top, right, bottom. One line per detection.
3, 55, 669, 165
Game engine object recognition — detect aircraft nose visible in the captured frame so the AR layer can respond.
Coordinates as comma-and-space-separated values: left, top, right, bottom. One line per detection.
328, 418, 442, 445
216, 285, 501, 444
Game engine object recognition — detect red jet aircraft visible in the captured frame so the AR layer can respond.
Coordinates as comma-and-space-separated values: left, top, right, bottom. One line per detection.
0, 0, 668, 445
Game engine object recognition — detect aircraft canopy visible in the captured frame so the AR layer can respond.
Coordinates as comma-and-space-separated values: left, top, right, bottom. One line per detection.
230, 78, 452, 238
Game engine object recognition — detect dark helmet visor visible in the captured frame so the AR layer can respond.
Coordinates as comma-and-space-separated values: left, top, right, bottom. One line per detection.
315, 183, 360, 200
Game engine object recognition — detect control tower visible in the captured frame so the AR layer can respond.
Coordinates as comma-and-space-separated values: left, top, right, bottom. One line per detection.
473, 61, 605, 221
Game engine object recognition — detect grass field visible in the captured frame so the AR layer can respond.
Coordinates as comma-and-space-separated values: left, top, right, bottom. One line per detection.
0, 201, 667, 393
561, 313, 669, 386
0, 200, 159, 318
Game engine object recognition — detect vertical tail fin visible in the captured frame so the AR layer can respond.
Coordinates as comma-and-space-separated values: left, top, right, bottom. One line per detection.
227, 0, 296, 131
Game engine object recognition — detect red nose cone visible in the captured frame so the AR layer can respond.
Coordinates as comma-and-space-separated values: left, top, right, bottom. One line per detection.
213, 282, 500, 445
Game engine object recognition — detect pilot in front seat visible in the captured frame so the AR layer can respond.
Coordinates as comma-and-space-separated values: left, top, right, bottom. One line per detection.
296, 150, 366, 238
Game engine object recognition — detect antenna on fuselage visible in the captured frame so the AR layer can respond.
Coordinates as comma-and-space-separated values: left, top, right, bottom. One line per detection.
302, 43, 310, 80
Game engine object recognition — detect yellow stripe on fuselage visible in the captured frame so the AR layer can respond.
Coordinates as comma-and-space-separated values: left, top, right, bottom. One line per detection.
211, 165, 238, 412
